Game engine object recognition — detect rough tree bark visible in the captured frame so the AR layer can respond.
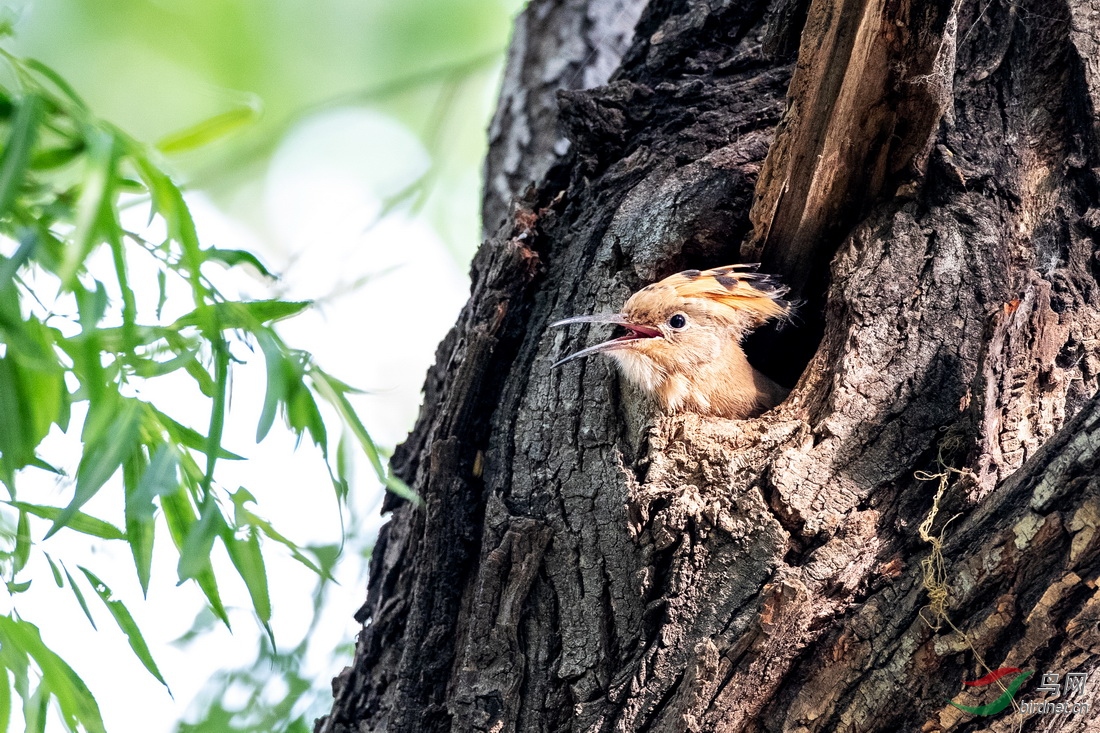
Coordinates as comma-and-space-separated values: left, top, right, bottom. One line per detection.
318, 0, 1100, 731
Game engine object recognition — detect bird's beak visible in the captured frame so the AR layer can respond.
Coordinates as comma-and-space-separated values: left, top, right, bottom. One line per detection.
550, 313, 662, 368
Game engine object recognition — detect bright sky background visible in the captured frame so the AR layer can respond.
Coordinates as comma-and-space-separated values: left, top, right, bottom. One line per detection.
1, 0, 522, 730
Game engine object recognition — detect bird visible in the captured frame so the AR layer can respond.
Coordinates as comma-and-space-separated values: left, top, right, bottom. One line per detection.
551, 264, 794, 419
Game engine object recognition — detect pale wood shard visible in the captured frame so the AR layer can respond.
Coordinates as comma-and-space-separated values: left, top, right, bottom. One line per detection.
747, 0, 956, 295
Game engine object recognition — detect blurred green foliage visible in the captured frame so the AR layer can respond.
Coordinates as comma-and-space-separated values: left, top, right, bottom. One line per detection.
12, 0, 521, 256
173, 539, 347, 733
0, 0, 522, 729
0, 41, 417, 733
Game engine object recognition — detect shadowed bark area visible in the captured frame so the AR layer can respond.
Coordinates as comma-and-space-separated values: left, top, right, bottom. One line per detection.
317, 0, 1100, 731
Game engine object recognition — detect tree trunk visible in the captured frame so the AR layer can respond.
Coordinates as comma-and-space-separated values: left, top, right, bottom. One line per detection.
317, 0, 1100, 731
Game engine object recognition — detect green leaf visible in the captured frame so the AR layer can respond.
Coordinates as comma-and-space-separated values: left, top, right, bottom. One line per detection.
336, 430, 352, 484
69, 283, 109, 407
75, 279, 109, 329
0, 615, 106, 733
43, 553, 63, 588
131, 348, 202, 379
78, 568, 170, 690
0, 308, 60, 373
169, 607, 218, 646
121, 452, 151, 595
0, 628, 30, 701
170, 299, 312, 332
47, 397, 142, 538
229, 489, 330, 580
63, 323, 174, 353
147, 405, 245, 460
177, 498, 224, 583
161, 488, 230, 627
332, 431, 353, 506
129, 444, 179, 522
259, 519, 328, 579
59, 128, 116, 289
0, 93, 43, 220
307, 543, 342, 580
184, 358, 217, 398
24, 226, 65, 277
27, 457, 63, 476
255, 329, 286, 442
126, 443, 179, 594
288, 380, 328, 451
311, 369, 420, 505
222, 525, 273, 645
155, 102, 261, 154
129, 154, 207, 302
309, 369, 363, 396
104, 204, 138, 361
159, 486, 193, 550
6, 502, 124, 541
0, 230, 34, 286
155, 269, 167, 320
202, 338, 229, 495
0, 356, 35, 481
29, 144, 84, 170
202, 247, 275, 279
24, 58, 89, 109
0, 326, 64, 483
23, 684, 46, 733
61, 563, 97, 630
12, 510, 29, 573
0, 666, 10, 733
194, 568, 230, 629
7, 329, 66, 447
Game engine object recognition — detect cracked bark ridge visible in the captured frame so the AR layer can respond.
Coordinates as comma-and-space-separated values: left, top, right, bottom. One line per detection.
316, 199, 548, 733
320, 0, 1100, 731
482, 0, 647, 239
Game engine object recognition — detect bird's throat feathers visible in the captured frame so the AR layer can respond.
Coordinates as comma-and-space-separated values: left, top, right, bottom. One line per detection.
608, 335, 764, 416
608, 347, 667, 395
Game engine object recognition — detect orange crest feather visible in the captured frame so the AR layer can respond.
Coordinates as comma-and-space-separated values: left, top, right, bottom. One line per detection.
660, 264, 791, 325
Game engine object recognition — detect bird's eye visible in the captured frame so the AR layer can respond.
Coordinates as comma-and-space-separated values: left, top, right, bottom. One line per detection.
668, 313, 687, 329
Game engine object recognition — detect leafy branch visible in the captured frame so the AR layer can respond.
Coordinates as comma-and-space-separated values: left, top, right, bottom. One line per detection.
0, 45, 413, 732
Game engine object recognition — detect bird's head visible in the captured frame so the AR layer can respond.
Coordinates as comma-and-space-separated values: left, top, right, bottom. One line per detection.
551, 265, 792, 390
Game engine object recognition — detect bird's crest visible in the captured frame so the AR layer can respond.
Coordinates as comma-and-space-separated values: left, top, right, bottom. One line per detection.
657, 264, 792, 325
